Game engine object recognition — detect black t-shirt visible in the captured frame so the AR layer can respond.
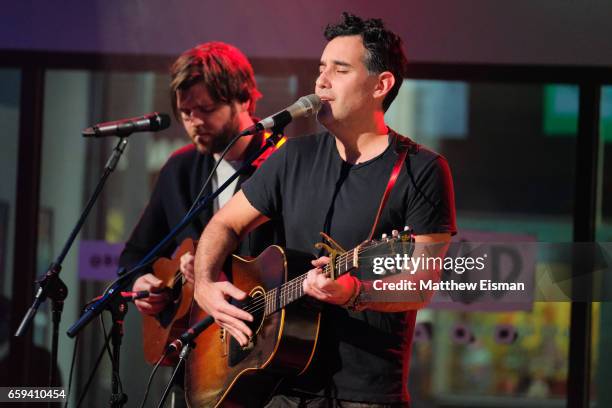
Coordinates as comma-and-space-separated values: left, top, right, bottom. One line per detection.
242, 131, 456, 403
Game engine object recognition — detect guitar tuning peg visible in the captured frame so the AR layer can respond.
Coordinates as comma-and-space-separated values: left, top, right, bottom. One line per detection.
392, 229, 399, 238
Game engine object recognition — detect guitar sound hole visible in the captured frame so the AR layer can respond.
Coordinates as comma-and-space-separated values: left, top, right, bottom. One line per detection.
228, 290, 265, 367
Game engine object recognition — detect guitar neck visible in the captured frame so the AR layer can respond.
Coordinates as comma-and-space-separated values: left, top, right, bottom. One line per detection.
259, 229, 413, 316
263, 247, 358, 316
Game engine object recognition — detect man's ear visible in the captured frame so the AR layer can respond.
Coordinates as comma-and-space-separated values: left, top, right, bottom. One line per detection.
373, 71, 395, 100
238, 99, 251, 114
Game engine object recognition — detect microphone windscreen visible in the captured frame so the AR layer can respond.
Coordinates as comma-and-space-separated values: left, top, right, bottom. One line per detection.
298, 94, 322, 116
153, 113, 171, 131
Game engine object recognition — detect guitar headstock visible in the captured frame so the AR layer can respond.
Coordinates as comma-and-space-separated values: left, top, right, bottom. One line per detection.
354, 226, 415, 276
362, 226, 413, 250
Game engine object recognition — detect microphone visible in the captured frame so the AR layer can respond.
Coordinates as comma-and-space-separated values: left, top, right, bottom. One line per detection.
239, 94, 321, 136
166, 315, 215, 353
82, 112, 171, 137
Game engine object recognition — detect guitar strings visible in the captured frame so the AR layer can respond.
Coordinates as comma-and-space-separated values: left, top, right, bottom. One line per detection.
245, 247, 355, 315
168, 241, 412, 317
169, 249, 385, 289
169, 238, 400, 289
237, 242, 412, 315
238, 244, 395, 315
238, 249, 353, 315
246, 241, 416, 316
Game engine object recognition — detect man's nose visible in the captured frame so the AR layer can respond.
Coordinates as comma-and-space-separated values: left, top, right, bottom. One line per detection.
316, 71, 330, 89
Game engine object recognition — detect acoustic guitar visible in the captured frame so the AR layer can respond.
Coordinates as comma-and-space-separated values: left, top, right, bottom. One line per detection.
185, 229, 414, 408
142, 238, 196, 366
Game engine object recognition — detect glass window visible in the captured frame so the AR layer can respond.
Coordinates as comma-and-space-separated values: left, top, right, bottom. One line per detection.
388, 80, 578, 405
593, 84, 612, 408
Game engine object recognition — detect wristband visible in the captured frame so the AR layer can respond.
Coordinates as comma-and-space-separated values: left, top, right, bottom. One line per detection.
342, 276, 365, 311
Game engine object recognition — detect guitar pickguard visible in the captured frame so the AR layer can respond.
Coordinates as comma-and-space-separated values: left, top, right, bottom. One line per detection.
157, 278, 184, 327
228, 289, 266, 367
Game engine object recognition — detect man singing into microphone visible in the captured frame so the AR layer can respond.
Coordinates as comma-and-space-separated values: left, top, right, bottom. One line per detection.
118, 42, 282, 406
193, 13, 456, 408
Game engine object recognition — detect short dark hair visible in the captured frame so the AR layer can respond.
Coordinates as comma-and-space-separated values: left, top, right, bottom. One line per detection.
170, 42, 261, 117
324, 12, 408, 112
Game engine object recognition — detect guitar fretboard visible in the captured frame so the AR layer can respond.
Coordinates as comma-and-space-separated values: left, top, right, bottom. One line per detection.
262, 246, 359, 316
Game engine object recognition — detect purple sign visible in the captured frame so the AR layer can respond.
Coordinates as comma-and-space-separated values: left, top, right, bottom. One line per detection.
79, 240, 124, 281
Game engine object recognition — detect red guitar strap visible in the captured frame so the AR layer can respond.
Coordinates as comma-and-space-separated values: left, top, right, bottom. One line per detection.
366, 130, 415, 241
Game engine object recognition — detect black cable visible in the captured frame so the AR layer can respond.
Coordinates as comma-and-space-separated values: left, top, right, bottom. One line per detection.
138, 353, 167, 408
156, 352, 187, 408
100, 313, 124, 394
99, 129, 249, 297
63, 335, 79, 408
75, 330, 112, 408
185, 131, 242, 216
135, 134, 241, 408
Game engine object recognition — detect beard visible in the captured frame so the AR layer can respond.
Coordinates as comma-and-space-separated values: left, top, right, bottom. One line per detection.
209, 114, 240, 154
193, 104, 240, 154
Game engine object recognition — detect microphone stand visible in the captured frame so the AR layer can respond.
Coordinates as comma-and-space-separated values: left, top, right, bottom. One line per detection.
155, 315, 214, 407
108, 296, 128, 408
15, 137, 129, 391
157, 342, 194, 408
66, 128, 284, 404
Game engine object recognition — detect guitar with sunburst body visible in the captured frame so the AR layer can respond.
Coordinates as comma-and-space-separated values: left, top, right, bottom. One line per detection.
185, 229, 414, 408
